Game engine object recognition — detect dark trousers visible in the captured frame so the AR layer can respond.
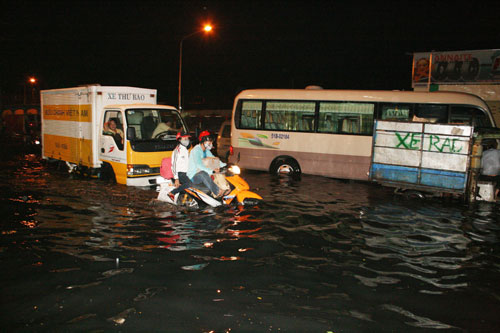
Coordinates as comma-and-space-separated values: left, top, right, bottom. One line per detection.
171, 172, 192, 195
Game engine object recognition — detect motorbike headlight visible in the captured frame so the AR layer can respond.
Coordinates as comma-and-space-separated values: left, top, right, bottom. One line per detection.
228, 165, 241, 175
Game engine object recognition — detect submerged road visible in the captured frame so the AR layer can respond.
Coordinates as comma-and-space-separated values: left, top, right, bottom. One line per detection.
0, 148, 499, 331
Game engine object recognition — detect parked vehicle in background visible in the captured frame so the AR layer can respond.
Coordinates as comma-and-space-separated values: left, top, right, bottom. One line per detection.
1, 106, 40, 148
216, 120, 231, 160
181, 109, 231, 138
228, 88, 495, 180
41, 85, 188, 186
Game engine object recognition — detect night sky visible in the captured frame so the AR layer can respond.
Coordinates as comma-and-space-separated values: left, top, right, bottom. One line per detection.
2, 0, 499, 108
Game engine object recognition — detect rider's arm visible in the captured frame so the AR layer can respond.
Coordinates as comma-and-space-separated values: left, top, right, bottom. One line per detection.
193, 146, 214, 175
171, 148, 179, 180
205, 149, 227, 169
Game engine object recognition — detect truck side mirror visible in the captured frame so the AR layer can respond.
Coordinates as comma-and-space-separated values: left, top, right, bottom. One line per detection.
127, 127, 136, 141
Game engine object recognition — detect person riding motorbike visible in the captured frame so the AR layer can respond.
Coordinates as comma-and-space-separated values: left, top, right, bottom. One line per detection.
187, 130, 228, 198
166, 131, 192, 204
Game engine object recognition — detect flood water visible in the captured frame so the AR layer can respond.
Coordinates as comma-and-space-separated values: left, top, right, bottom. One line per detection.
1, 148, 499, 332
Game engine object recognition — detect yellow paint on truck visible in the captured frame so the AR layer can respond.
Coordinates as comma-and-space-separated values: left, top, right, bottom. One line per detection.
43, 104, 92, 122
43, 134, 94, 167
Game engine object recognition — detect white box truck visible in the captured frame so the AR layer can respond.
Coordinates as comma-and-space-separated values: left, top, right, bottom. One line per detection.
41, 85, 187, 186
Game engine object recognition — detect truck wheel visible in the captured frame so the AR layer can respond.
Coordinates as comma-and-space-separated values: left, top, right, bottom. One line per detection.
100, 163, 116, 183
270, 157, 301, 176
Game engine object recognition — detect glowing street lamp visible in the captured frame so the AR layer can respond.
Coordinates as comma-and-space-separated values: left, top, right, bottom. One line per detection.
24, 76, 38, 104
178, 24, 213, 111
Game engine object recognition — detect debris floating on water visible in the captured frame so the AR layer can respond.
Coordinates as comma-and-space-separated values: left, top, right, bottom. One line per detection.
107, 308, 136, 325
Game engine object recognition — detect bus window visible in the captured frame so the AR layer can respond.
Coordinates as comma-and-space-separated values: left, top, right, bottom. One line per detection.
450, 106, 492, 127
381, 104, 411, 121
474, 110, 491, 127
264, 101, 315, 132
319, 114, 336, 133
414, 104, 448, 123
238, 101, 262, 129
319, 102, 374, 134
300, 115, 315, 131
450, 106, 473, 125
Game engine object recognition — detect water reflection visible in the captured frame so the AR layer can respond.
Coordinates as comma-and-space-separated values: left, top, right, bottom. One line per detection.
0, 153, 499, 331
357, 203, 472, 292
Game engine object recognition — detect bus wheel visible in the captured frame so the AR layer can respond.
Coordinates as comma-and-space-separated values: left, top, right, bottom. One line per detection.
270, 157, 301, 176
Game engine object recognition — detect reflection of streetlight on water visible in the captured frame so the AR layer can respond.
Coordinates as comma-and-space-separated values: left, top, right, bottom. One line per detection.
178, 24, 213, 111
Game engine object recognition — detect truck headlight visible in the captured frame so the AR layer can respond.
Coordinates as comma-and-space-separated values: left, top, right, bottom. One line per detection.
127, 164, 153, 176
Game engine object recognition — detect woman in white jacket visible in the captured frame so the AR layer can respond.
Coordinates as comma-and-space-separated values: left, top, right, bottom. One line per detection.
168, 131, 192, 203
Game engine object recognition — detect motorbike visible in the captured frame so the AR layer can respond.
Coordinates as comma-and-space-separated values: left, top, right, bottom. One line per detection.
157, 164, 262, 208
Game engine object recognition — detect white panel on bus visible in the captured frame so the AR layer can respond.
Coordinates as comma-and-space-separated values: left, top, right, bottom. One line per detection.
423, 124, 472, 137
422, 134, 470, 155
421, 151, 468, 172
374, 131, 423, 150
373, 147, 421, 167
376, 121, 423, 132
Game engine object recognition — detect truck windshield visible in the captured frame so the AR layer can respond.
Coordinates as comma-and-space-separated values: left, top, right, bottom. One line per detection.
125, 108, 186, 141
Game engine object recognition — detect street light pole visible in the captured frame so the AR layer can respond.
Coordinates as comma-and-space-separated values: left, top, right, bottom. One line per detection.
23, 76, 37, 105
178, 24, 213, 111
29, 77, 37, 104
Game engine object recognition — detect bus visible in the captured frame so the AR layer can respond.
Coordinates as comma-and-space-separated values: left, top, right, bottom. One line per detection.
228, 88, 496, 180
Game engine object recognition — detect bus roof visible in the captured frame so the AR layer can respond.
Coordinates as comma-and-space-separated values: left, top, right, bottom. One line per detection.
235, 89, 490, 109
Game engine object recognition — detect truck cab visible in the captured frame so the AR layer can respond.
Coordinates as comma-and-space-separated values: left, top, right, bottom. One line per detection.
99, 104, 187, 186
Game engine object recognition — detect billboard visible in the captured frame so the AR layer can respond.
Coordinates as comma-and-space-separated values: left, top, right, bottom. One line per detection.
412, 49, 500, 87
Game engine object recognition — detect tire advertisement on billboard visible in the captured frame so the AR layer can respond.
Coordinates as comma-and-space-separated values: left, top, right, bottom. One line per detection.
412, 49, 500, 87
